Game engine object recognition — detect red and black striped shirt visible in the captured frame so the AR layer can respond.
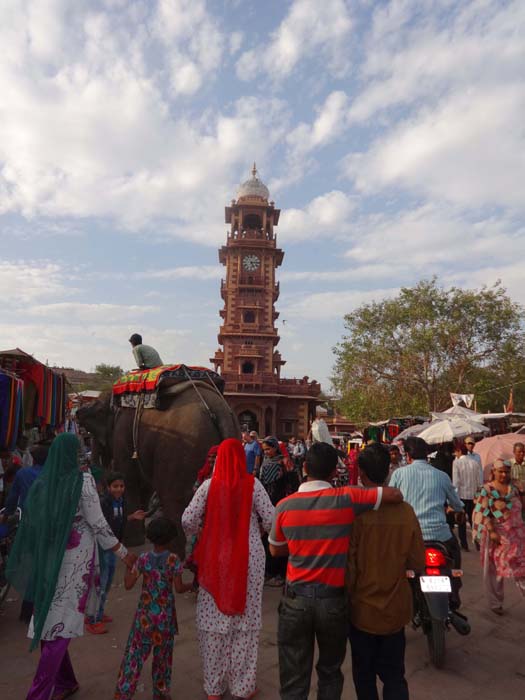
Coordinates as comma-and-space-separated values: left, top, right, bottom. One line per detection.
269, 481, 381, 589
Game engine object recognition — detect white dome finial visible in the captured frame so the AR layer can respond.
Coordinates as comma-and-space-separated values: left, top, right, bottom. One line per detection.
237, 163, 270, 201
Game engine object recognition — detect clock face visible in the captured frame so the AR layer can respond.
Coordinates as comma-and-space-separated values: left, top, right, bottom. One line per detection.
243, 254, 260, 272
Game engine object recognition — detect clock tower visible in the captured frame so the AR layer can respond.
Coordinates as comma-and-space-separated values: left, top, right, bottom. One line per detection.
211, 165, 321, 437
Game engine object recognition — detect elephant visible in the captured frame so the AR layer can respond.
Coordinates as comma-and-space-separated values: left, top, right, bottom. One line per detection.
77, 381, 240, 555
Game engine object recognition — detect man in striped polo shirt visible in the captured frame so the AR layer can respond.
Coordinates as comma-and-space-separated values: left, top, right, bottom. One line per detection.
269, 442, 403, 700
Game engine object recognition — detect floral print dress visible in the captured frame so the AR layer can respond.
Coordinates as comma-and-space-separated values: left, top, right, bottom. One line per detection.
114, 551, 183, 700
28, 472, 118, 641
476, 484, 525, 578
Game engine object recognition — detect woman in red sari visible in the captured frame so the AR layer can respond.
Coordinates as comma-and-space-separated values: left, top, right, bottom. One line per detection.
181, 439, 274, 700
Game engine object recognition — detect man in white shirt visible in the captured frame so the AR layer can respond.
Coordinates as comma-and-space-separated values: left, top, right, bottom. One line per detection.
308, 406, 334, 446
464, 436, 482, 467
453, 447, 483, 551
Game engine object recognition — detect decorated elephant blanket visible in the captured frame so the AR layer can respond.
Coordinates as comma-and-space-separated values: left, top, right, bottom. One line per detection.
112, 364, 224, 408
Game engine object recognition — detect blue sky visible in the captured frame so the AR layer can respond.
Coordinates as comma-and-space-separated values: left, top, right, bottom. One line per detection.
1, 0, 524, 391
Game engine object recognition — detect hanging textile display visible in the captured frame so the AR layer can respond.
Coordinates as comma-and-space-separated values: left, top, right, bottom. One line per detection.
0, 351, 67, 431
0, 370, 24, 451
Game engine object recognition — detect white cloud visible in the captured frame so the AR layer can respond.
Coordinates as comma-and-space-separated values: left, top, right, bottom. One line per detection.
444, 262, 525, 307
0, 1, 289, 243
153, 0, 224, 96
281, 287, 398, 320
287, 91, 350, 155
280, 265, 393, 284
271, 90, 351, 191
28, 302, 159, 323
136, 265, 221, 281
338, 205, 525, 300
351, 0, 524, 122
236, 0, 353, 81
345, 85, 525, 210
342, 0, 525, 212
279, 191, 356, 242
0, 321, 196, 373
229, 31, 243, 55
0, 260, 70, 303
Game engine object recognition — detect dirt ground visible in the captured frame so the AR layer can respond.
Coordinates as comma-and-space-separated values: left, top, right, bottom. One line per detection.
1, 547, 525, 699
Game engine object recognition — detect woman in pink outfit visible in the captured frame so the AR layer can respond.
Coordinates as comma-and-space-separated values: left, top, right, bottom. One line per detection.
473, 459, 525, 614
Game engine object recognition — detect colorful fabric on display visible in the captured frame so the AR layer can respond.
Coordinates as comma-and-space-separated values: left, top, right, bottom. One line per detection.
112, 364, 223, 396
19, 364, 66, 428
0, 370, 24, 451
6, 433, 83, 651
193, 439, 255, 616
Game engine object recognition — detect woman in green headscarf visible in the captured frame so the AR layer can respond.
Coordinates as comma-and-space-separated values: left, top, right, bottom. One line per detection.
7, 433, 136, 700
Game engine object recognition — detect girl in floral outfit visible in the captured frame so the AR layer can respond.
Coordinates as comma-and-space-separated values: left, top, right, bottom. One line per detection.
114, 517, 193, 700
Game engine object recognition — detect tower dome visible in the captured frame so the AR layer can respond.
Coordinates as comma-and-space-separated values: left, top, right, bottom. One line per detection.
237, 163, 270, 201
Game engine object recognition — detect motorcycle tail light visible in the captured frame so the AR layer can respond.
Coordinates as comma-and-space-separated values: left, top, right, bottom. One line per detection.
425, 548, 447, 567
426, 567, 441, 576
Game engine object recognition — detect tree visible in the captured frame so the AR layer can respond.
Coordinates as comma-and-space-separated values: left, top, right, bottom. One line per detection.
93, 363, 123, 389
332, 279, 525, 421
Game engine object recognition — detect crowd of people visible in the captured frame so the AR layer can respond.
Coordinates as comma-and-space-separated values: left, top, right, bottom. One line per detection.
2, 427, 525, 700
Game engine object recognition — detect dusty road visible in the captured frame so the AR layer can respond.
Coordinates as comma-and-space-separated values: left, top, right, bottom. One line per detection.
1, 547, 524, 699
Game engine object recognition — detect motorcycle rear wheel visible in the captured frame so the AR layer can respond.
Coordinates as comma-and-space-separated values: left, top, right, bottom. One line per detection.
426, 618, 446, 669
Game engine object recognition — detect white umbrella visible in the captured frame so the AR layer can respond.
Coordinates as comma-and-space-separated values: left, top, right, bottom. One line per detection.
433, 406, 484, 420
396, 422, 431, 441
418, 416, 489, 445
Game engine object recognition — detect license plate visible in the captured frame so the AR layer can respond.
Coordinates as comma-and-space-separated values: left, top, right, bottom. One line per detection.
420, 576, 451, 593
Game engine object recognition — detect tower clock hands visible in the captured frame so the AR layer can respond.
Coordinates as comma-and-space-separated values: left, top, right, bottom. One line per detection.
243, 254, 260, 271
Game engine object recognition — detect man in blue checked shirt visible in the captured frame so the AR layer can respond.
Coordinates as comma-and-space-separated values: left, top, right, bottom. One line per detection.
390, 436, 465, 609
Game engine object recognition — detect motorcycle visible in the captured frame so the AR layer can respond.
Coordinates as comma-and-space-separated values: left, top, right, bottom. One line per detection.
409, 541, 471, 668
0, 507, 21, 606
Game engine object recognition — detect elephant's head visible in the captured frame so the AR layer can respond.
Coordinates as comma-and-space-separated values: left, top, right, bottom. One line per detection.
77, 394, 114, 464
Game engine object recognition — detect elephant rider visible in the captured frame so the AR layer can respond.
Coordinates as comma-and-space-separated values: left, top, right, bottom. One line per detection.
128, 333, 163, 370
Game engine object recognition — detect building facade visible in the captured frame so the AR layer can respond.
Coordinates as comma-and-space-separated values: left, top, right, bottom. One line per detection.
211, 166, 321, 438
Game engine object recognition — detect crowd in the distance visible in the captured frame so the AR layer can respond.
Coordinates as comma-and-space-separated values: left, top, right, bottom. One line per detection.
2, 428, 525, 700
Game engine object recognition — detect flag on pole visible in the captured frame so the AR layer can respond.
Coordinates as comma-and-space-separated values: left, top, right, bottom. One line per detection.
450, 392, 474, 408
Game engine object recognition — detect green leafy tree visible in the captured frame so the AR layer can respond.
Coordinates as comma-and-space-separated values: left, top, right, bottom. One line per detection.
332, 279, 525, 421
93, 363, 123, 389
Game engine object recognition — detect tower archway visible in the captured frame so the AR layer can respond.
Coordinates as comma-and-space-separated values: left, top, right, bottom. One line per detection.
238, 410, 258, 434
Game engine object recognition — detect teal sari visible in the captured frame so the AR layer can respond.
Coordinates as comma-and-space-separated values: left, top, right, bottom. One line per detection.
7, 433, 83, 650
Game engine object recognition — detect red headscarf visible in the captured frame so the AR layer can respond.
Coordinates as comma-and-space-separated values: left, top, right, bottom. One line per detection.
193, 438, 255, 615
196, 445, 219, 485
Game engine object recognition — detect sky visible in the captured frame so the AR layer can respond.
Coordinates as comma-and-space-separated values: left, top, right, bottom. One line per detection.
1, 0, 524, 391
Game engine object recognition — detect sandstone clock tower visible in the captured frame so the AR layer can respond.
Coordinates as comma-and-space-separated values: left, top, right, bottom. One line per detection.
211, 165, 320, 437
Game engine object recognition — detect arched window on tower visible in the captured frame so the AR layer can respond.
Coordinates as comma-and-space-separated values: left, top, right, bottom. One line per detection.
243, 310, 256, 323
243, 214, 262, 230
242, 361, 254, 374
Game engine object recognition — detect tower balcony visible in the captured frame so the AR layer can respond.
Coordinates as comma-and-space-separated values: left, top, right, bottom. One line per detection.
273, 282, 280, 301
278, 377, 322, 396
229, 228, 275, 242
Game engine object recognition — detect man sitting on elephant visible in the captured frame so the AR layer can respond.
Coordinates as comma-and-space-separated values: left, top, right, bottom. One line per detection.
128, 333, 163, 370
